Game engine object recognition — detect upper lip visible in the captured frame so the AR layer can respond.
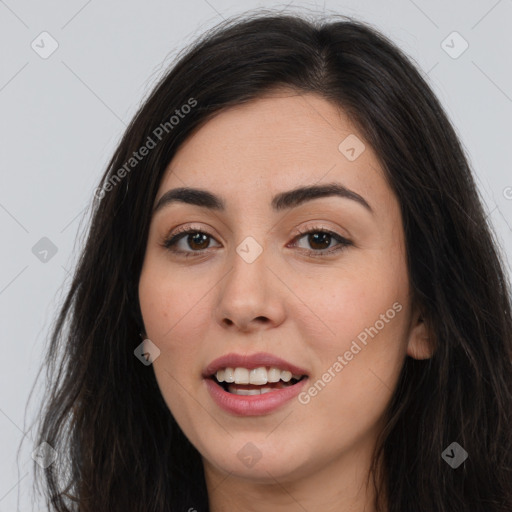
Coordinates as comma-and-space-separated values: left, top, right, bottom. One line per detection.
203, 352, 309, 378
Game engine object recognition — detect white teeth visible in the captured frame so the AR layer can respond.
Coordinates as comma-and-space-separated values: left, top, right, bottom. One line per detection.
249, 367, 267, 385
224, 367, 235, 383
280, 370, 292, 382
231, 388, 261, 396
233, 367, 250, 384
267, 368, 281, 383
227, 385, 277, 396
215, 366, 304, 385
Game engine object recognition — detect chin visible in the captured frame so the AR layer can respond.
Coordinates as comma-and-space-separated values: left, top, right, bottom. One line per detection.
199, 434, 314, 483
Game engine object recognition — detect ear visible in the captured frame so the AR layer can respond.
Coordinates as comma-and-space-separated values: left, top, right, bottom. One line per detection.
406, 306, 434, 360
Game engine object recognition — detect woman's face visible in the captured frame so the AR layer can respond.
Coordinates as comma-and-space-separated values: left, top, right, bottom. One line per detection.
138, 90, 429, 487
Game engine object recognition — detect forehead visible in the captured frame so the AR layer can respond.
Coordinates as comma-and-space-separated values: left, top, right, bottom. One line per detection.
156, 90, 390, 213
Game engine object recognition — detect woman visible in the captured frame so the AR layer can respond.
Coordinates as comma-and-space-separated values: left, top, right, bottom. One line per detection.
32, 10, 512, 512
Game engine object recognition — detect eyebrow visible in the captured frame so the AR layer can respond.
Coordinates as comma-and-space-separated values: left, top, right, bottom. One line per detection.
153, 182, 373, 215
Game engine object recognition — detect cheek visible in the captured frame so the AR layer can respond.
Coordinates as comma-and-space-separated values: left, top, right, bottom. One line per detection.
301, 283, 407, 383
300, 251, 408, 354
138, 261, 210, 416
138, 255, 212, 343
138, 256, 223, 417
297, 248, 410, 425
296, 285, 408, 442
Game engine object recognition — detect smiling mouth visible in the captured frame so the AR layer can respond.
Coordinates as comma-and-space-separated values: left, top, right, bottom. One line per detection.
209, 367, 307, 395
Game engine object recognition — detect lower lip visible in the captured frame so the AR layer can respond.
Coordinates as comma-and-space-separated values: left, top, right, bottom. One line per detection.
204, 378, 308, 416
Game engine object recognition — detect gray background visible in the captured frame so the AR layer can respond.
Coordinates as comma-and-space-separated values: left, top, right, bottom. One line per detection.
1, 0, 511, 509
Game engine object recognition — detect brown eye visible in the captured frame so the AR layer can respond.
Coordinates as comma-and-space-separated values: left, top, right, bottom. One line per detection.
184, 232, 210, 251
162, 228, 220, 256
291, 227, 352, 257
305, 232, 333, 251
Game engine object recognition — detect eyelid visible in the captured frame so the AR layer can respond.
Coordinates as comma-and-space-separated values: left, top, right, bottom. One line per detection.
161, 223, 219, 249
288, 224, 352, 256
291, 222, 350, 240
166, 223, 215, 239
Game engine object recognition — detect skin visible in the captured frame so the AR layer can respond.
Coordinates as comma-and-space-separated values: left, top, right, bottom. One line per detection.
138, 88, 432, 512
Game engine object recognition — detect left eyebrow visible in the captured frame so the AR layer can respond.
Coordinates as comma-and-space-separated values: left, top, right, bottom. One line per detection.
153, 182, 373, 215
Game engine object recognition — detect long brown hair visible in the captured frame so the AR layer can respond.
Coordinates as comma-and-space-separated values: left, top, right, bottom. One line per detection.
30, 10, 512, 511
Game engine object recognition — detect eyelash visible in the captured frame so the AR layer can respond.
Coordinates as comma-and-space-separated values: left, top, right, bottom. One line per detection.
161, 224, 352, 259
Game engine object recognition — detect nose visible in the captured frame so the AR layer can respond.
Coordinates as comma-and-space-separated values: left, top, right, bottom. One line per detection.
213, 241, 287, 333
